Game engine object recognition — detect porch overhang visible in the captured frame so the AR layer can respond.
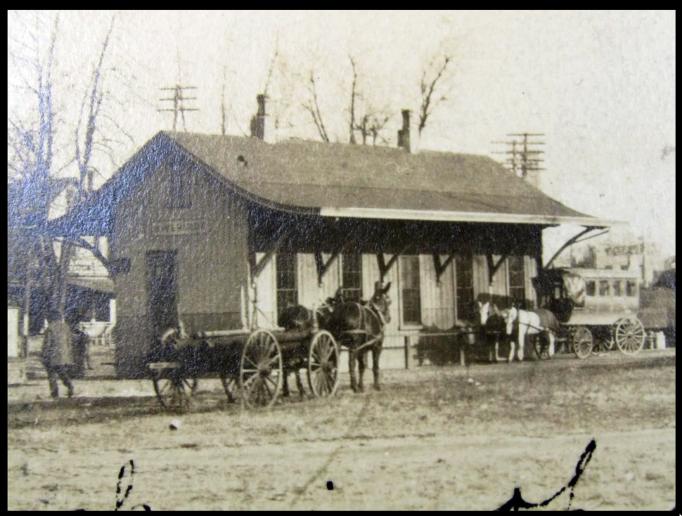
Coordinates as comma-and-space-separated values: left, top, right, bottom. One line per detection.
319, 206, 622, 228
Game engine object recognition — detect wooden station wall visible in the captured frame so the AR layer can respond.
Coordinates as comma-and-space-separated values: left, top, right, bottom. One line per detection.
110, 159, 251, 377
107, 153, 544, 376
249, 212, 542, 351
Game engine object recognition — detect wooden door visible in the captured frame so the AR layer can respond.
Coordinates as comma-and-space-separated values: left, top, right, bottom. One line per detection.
146, 251, 178, 338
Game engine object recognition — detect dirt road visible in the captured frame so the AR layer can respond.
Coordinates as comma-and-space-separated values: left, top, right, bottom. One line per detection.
8, 350, 676, 510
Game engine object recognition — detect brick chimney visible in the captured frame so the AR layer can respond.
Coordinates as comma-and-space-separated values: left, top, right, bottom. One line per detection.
250, 94, 275, 143
397, 109, 419, 153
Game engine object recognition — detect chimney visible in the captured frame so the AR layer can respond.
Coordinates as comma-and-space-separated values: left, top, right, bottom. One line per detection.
250, 94, 275, 143
397, 109, 419, 153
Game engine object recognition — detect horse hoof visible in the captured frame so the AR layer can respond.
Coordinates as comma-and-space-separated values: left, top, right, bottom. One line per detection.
373, 384, 381, 391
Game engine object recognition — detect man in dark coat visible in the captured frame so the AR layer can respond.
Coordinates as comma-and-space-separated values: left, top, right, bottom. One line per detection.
42, 318, 75, 398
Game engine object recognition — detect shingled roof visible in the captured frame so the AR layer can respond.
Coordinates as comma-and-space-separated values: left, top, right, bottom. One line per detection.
50, 131, 615, 235
173, 132, 611, 224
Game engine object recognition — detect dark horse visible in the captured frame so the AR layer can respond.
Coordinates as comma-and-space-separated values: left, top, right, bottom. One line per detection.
476, 298, 509, 362
327, 281, 392, 392
277, 290, 343, 397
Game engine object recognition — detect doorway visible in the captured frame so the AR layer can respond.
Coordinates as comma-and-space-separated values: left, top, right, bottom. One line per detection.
146, 251, 178, 339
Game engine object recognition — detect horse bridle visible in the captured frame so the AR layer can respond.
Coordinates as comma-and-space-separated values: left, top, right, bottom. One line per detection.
368, 299, 388, 330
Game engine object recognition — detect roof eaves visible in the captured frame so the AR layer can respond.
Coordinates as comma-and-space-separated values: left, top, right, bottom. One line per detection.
318, 206, 621, 228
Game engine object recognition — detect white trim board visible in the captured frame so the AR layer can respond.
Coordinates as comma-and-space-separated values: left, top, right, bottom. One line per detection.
319, 207, 622, 228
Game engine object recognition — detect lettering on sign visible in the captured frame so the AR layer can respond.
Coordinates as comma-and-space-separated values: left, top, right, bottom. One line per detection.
151, 219, 205, 236
605, 244, 644, 256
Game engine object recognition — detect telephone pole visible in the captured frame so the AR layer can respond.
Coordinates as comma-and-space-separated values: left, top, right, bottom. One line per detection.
158, 85, 199, 131
492, 133, 545, 185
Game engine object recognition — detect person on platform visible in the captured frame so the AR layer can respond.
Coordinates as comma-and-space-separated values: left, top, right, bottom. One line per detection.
41, 315, 76, 399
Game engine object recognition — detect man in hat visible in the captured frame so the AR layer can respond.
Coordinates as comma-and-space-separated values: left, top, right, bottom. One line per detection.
41, 315, 76, 399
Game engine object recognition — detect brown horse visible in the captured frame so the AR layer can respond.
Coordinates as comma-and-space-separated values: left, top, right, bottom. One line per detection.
327, 282, 392, 392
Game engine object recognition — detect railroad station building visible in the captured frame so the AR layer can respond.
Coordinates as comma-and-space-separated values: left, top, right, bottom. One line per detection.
52, 98, 615, 377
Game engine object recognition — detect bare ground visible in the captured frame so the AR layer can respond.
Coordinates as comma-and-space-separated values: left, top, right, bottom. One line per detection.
7, 350, 676, 510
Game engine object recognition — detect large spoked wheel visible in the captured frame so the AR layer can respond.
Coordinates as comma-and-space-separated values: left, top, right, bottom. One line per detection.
307, 330, 340, 397
614, 317, 645, 356
572, 326, 594, 360
220, 374, 239, 403
150, 367, 197, 413
240, 330, 283, 408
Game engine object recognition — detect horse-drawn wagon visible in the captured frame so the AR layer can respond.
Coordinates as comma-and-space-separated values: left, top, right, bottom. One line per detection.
533, 267, 646, 359
147, 323, 341, 412
146, 282, 393, 412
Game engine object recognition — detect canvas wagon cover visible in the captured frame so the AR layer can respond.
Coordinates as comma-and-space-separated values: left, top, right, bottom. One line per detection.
562, 270, 586, 307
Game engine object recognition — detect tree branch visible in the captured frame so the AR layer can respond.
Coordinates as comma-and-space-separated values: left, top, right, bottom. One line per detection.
349, 55, 358, 144
303, 71, 330, 143
418, 54, 452, 135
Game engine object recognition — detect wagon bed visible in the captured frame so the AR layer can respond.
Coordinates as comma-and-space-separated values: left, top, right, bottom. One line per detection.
147, 326, 340, 412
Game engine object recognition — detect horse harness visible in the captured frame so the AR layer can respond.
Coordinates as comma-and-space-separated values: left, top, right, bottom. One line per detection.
342, 301, 386, 352
512, 310, 559, 337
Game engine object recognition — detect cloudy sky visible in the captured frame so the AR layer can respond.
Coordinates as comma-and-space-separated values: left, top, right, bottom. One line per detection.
7, 10, 676, 256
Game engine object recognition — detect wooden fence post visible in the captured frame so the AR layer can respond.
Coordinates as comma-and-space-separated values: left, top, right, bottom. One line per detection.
404, 335, 411, 369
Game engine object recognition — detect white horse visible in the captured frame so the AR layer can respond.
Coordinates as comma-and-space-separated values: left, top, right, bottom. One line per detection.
504, 306, 559, 362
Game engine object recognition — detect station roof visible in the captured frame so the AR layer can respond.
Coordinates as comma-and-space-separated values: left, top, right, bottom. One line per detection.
49, 131, 618, 235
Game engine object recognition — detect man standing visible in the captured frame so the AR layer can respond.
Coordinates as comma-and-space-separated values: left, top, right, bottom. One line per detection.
42, 317, 75, 399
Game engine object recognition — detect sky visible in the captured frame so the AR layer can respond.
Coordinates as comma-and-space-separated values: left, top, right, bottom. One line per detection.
7, 10, 676, 258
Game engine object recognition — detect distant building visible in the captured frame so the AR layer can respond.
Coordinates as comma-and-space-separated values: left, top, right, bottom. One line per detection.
593, 239, 666, 287
8, 179, 115, 342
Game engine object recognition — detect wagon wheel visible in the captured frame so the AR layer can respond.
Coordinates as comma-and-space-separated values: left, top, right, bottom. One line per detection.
307, 330, 340, 397
572, 326, 594, 360
151, 368, 197, 413
219, 374, 239, 403
240, 329, 282, 408
614, 317, 645, 356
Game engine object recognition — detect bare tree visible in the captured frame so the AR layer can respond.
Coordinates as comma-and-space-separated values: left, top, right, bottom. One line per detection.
220, 66, 228, 135
302, 71, 330, 143
348, 56, 359, 144
262, 37, 279, 98
418, 54, 453, 135
346, 55, 393, 146
8, 13, 120, 324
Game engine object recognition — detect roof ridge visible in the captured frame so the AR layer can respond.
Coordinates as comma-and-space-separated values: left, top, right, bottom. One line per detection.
164, 130, 505, 161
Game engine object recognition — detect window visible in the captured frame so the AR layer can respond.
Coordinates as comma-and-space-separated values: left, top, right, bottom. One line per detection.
598, 280, 610, 296
626, 280, 637, 297
341, 253, 362, 302
508, 255, 525, 304
276, 253, 298, 312
612, 280, 622, 297
400, 255, 421, 325
455, 254, 474, 321
167, 169, 191, 209
586, 280, 596, 297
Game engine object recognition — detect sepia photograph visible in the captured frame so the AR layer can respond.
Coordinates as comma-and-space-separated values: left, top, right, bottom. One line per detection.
7, 10, 676, 510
